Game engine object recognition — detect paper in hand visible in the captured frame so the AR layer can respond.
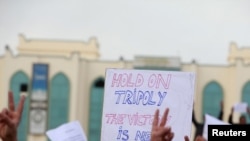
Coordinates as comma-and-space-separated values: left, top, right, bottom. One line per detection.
233, 102, 248, 113
46, 121, 87, 141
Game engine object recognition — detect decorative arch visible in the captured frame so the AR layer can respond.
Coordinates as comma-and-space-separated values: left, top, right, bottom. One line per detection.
88, 77, 105, 141
10, 71, 29, 141
242, 81, 250, 123
202, 81, 223, 118
48, 72, 70, 130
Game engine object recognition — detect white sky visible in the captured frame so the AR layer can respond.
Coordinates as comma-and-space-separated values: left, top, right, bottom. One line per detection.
1, 0, 250, 64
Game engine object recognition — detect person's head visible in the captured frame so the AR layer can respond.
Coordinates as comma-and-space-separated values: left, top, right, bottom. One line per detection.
239, 115, 246, 124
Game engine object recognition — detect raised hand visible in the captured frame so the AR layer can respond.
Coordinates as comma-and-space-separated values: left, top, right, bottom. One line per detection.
0, 91, 25, 141
151, 108, 174, 141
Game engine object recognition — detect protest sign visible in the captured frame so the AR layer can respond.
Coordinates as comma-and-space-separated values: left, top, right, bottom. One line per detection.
101, 68, 196, 141
233, 102, 248, 113
202, 114, 230, 140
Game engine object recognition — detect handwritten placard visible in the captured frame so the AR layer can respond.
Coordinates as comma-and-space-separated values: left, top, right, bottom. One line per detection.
101, 69, 196, 141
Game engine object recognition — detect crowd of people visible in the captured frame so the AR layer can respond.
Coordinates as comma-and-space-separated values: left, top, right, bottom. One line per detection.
0, 91, 249, 141
192, 101, 250, 141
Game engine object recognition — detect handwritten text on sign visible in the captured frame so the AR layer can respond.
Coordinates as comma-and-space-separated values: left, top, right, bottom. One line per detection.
101, 69, 195, 141
112, 73, 171, 106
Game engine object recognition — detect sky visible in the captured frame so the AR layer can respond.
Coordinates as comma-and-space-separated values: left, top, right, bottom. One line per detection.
0, 0, 250, 65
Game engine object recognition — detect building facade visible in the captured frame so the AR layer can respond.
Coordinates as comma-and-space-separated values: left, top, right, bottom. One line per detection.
0, 35, 250, 141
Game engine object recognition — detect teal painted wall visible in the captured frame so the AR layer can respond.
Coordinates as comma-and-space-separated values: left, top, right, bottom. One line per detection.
88, 78, 104, 141
202, 81, 223, 118
242, 81, 250, 123
48, 73, 69, 130
10, 71, 29, 141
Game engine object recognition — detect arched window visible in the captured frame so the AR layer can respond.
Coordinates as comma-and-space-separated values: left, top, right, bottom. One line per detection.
88, 78, 104, 141
48, 73, 70, 130
10, 71, 29, 141
202, 81, 223, 118
242, 81, 250, 123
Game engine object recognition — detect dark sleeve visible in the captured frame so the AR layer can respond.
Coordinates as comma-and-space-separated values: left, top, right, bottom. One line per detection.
218, 110, 223, 120
192, 110, 199, 127
228, 113, 234, 124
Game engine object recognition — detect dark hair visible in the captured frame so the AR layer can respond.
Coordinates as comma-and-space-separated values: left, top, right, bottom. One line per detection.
240, 114, 246, 119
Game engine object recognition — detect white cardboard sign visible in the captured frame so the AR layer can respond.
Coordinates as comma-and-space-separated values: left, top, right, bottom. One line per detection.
233, 102, 248, 113
202, 114, 230, 140
101, 69, 196, 141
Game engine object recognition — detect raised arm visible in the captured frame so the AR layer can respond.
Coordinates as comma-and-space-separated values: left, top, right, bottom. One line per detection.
218, 101, 224, 120
192, 109, 200, 127
228, 107, 234, 124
